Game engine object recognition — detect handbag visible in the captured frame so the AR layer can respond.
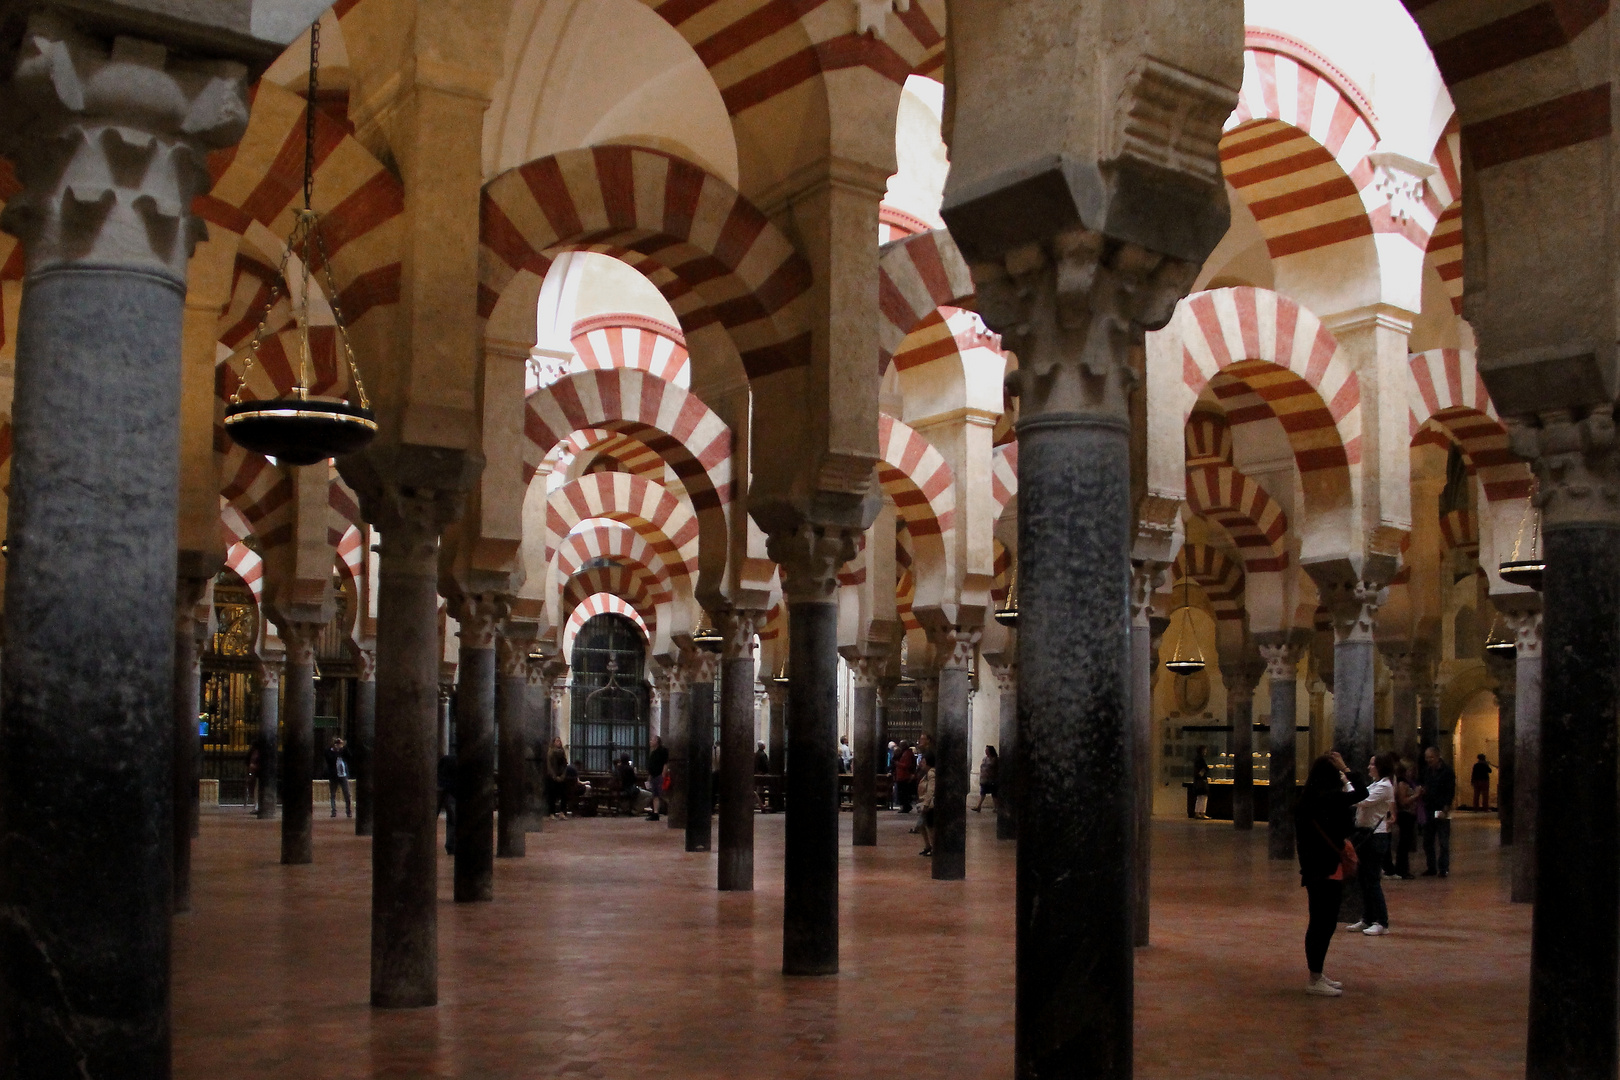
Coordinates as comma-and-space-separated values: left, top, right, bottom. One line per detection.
1314, 820, 1358, 881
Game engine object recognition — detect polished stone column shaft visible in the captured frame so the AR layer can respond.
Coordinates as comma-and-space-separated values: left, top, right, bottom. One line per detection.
496, 635, 529, 858
0, 24, 249, 1072
933, 631, 977, 881
991, 663, 1017, 841
353, 651, 377, 836
1260, 642, 1301, 861
685, 651, 717, 854
173, 578, 207, 911
718, 611, 765, 890
278, 623, 320, 865
1508, 608, 1542, 904
1321, 582, 1381, 774
451, 596, 503, 902
1128, 567, 1159, 946
848, 658, 881, 847
256, 661, 282, 819
1527, 526, 1617, 1075
1484, 647, 1516, 846
665, 674, 691, 831
768, 682, 787, 776
1384, 648, 1417, 761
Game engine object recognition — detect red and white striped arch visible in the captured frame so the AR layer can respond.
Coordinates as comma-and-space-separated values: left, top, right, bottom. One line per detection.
571, 313, 690, 385
561, 593, 650, 659
525, 368, 731, 512
480, 146, 812, 380
990, 443, 1018, 519
563, 564, 666, 621
877, 228, 976, 373
1185, 465, 1290, 574
879, 203, 933, 244
544, 473, 699, 583
1440, 508, 1479, 555
1407, 348, 1532, 502
1173, 544, 1245, 621
1185, 411, 1234, 466
555, 522, 671, 589
1422, 121, 1464, 317
222, 541, 264, 604
877, 413, 955, 538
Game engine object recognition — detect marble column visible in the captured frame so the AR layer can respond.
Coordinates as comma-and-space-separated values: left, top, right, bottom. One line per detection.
1259, 639, 1304, 861
1383, 646, 1418, 762
1318, 580, 1384, 774
768, 524, 859, 976
449, 595, 503, 902
1223, 662, 1257, 831
932, 629, 978, 881
173, 576, 207, 911
767, 680, 788, 806
353, 649, 377, 836
848, 657, 882, 847
1418, 679, 1441, 760
1506, 606, 1542, 904
277, 622, 321, 866
1484, 646, 1516, 844
496, 633, 529, 858
1128, 565, 1161, 944
918, 677, 939, 742
1512, 409, 1620, 1077
684, 646, 719, 853
665, 669, 691, 831
989, 661, 1017, 841
437, 685, 453, 757
342, 483, 467, 1010
256, 660, 282, 819
0, 20, 249, 1071
719, 611, 766, 888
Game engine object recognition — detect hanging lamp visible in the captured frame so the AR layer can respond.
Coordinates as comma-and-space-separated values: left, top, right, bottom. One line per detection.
772, 666, 790, 685
1164, 577, 1207, 677
1499, 488, 1544, 590
691, 614, 723, 652
1484, 610, 1516, 657
223, 19, 375, 468
993, 557, 1019, 628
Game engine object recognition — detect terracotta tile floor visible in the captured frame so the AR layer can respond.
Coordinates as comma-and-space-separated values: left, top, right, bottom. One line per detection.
175, 808, 1528, 1079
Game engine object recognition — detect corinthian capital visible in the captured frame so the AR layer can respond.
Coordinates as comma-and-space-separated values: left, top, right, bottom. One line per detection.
767, 523, 861, 605
927, 626, 981, 672
448, 592, 509, 651
973, 229, 1199, 421
1506, 408, 1620, 528
0, 14, 249, 278
719, 609, 769, 661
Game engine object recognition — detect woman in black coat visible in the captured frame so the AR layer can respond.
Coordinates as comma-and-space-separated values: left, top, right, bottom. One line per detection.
1294, 751, 1367, 997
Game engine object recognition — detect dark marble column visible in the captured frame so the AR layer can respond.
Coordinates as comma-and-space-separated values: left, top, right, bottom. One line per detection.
276, 623, 320, 865
437, 684, 454, 757
989, 662, 1017, 841
173, 576, 208, 911
0, 22, 250, 1072
353, 650, 377, 836
1317, 581, 1383, 775
684, 647, 719, 853
848, 657, 882, 847
767, 680, 788, 809
933, 630, 978, 880
1259, 639, 1303, 861
1382, 646, 1418, 762
334, 478, 470, 1011
665, 670, 691, 831
1506, 606, 1542, 904
256, 660, 282, 819
768, 524, 859, 976
1484, 646, 1516, 846
496, 633, 529, 858
719, 611, 766, 889
450, 595, 503, 902
1222, 662, 1257, 831
1128, 566, 1161, 945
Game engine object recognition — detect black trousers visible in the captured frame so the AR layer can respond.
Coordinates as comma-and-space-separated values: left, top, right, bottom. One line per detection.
1304, 878, 1343, 974
1423, 815, 1451, 874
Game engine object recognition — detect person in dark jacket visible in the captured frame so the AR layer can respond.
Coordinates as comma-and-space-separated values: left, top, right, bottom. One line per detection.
1295, 751, 1367, 997
647, 736, 669, 821
1419, 746, 1456, 876
893, 743, 918, 813
324, 737, 352, 818
1192, 745, 1212, 819
1471, 753, 1493, 810
436, 753, 457, 855
615, 754, 640, 815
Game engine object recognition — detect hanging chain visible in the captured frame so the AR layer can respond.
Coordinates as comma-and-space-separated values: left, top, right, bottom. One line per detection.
304, 19, 319, 212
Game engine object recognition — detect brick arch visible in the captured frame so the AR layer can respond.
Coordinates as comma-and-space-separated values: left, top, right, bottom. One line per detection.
877, 228, 976, 373
555, 522, 671, 591
1407, 348, 1532, 502
1173, 544, 1245, 621
544, 473, 699, 583
223, 540, 264, 605
563, 563, 667, 621
479, 146, 813, 380
561, 595, 650, 660
1422, 120, 1464, 317
571, 314, 689, 385
1185, 464, 1290, 574
1185, 411, 1233, 466
990, 442, 1018, 518
877, 413, 955, 613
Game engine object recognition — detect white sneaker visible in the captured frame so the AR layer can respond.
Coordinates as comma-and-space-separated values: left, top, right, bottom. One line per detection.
1306, 974, 1343, 997
1345, 920, 1368, 932
1320, 975, 1343, 989
1362, 923, 1389, 936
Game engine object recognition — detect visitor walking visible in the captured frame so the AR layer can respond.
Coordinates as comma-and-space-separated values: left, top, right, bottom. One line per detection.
1419, 746, 1455, 877
753, 741, 770, 812
616, 754, 640, 816
1392, 759, 1419, 879
1471, 753, 1493, 810
1192, 745, 1211, 819
1347, 752, 1397, 936
838, 735, 853, 774
245, 744, 261, 814
917, 752, 937, 857
325, 737, 352, 818
437, 752, 457, 855
972, 745, 998, 812
894, 743, 918, 813
1295, 751, 1368, 997
545, 735, 568, 819
646, 735, 669, 821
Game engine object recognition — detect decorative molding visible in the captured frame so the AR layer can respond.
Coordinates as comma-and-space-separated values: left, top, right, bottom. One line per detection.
1507, 409, 1620, 528
1112, 56, 1234, 190
449, 593, 509, 652
767, 523, 861, 605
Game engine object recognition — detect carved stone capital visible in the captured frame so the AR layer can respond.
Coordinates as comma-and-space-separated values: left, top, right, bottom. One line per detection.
917, 678, 939, 704
986, 661, 1017, 695
1258, 641, 1304, 683
767, 523, 861, 605
1316, 580, 1386, 644
1502, 606, 1544, 660
1507, 408, 1620, 528
275, 621, 322, 668
679, 646, 719, 685
257, 658, 282, 690
928, 626, 981, 672
354, 647, 377, 684
1378, 645, 1414, 683
448, 592, 508, 652
495, 634, 528, 679
765, 680, 788, 707
974, 229, 1199, 421
848, 656, 885, 689
0, 15, 250, 279
1130, 561, 1166, 629
719, 609, 769, 660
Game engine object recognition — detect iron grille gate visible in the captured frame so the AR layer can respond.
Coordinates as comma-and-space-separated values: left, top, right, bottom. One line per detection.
569, 613, 650, 774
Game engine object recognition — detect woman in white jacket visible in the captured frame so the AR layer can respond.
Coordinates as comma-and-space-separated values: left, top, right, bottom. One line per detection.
1348, 751, 1399, 936
917, 753, 937, 857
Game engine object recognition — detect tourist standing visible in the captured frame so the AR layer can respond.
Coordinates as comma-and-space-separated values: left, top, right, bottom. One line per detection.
545, 736, 568, 819
1347, 752, 1397, 936
646, 735, 669, 821
1471, 753, 1493, 810
894, 743, 918, 813
245, 744, 261, 814
972, 745, 998, 813
437, 752, 457, 855
1192, 745, 1211, 819
1419, 746, 1455, 877
325, 737, 352, 818
1392, 759, 1419, 879
917, 752, 937, 857
838, 735, 853, 774
1294, 751, 1368, 997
